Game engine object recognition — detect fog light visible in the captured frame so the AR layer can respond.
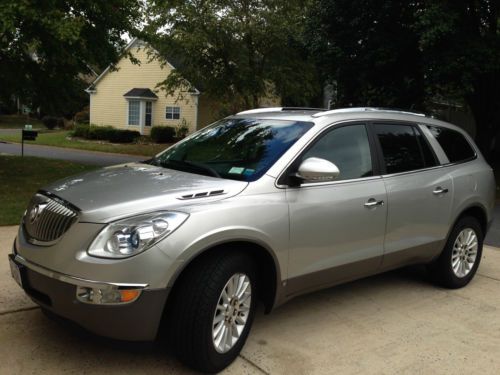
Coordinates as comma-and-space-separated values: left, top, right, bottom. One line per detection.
76, 286, 142, 304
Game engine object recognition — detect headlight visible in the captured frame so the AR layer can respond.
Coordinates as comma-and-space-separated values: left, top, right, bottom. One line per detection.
88, 211, 189, 259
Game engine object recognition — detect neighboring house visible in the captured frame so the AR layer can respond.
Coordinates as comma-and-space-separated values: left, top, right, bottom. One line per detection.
86, 39, 281, 135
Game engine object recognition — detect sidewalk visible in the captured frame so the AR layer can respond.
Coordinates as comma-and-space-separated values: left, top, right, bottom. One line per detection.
1, 225, 500, 374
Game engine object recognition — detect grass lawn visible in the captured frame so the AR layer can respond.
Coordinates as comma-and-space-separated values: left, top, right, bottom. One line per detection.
0, 114, 43, 129
0, 130, 169, 157
0, 155, 97, 225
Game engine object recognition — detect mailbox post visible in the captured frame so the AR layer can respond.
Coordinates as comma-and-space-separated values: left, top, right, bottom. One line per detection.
21, 128, 38, 157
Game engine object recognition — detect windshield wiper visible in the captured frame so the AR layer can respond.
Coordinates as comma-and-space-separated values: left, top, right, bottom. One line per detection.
160, 159, 221, 178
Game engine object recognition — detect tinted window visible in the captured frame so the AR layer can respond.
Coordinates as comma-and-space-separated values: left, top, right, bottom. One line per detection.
375, 124, 427, 174
427, 126, 476, 163
154, 118, 314, 181
302, 124, 373, 181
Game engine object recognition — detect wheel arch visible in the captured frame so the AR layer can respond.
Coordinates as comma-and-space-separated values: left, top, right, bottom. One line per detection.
166, 239, 282, 314
452, 204, 488, 237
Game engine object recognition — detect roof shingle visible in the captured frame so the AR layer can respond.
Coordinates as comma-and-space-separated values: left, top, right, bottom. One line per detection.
123, 88, 158, 99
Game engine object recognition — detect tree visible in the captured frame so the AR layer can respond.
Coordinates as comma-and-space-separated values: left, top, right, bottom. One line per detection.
143, 0, 321, 112
306, 0, 425, 110
306, 0, 500, 161
417, 0, 500, 160
0, 0, 143, 116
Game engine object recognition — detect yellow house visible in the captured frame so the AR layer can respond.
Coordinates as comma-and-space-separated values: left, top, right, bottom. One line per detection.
86, 39, 280, 135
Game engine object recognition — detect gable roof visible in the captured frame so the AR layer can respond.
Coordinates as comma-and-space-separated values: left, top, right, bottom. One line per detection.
123, 88, 158, 99
85, 38, 200, 95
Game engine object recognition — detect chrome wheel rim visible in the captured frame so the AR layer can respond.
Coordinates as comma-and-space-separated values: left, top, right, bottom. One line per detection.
452, 228, 478, 278
212, 273, 252, 353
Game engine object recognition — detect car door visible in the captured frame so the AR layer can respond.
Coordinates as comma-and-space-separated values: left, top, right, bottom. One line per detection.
372, 122, 454, 270
285, 123, 387, 297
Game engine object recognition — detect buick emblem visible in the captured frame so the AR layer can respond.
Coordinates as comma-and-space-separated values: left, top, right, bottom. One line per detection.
29, 203, 47, 223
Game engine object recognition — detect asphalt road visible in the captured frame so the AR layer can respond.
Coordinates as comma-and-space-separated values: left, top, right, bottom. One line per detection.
2, 225, 500, 374
0, 141, 145, 166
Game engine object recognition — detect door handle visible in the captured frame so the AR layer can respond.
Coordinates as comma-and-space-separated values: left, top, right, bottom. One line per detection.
433, 187, 449, 195
364, 198, 384, 208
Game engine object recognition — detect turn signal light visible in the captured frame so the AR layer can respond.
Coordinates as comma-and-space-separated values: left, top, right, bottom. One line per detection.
119, 289, 141, 303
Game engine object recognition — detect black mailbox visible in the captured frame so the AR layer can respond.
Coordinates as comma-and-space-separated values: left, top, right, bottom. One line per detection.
21, 129, 38, 156
22, 130, 38, 141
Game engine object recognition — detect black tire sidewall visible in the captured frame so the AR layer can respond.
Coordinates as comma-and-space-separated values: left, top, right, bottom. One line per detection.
202, 255, 258, 371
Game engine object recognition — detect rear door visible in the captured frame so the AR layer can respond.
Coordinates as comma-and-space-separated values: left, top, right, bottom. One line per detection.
372, 122, 454, 270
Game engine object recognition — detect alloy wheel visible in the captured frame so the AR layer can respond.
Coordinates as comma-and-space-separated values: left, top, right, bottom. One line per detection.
212, 273, 252, 353
451, 228, 478, 278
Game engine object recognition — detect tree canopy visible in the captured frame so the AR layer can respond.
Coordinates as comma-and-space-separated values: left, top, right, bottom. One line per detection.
143, 0, 321, 112
0, 0, 143, 116
306, 0, 500, 159
417, 0, 500, 158
306, 0, 424, 110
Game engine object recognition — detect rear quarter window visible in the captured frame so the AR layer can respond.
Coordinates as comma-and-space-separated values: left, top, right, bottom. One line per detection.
427, 126, 476, 163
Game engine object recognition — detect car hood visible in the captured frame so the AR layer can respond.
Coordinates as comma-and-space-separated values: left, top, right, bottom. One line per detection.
43, 163, 248, 223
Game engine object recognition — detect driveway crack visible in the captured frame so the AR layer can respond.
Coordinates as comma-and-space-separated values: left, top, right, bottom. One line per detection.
238, 353, 270, 375
476, 273, 500, 283
0, 306, 40, 316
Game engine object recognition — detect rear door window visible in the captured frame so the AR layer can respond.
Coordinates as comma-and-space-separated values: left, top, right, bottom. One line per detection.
427, 126, 476, 163
374, 123, 437, 174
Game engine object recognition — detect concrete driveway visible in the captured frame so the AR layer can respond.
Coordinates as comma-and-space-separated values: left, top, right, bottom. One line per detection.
2, 225, 500, 374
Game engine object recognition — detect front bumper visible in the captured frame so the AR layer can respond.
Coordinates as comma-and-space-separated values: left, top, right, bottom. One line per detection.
9, 251, 169, 341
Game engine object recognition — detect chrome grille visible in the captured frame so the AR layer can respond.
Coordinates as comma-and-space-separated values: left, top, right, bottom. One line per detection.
23, 194, 78, 245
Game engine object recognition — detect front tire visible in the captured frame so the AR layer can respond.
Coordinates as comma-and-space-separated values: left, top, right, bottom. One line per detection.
428, 216, 483, 289
168, 251, 257, 373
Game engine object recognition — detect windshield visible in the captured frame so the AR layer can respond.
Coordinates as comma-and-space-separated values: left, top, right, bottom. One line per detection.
151, 117, 314, 181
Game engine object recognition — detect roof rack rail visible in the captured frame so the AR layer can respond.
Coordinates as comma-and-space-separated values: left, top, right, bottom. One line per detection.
237, 107, 328, 115
237, 107, 283, 115
312, 107, 426, 118
281, 107, 328, 112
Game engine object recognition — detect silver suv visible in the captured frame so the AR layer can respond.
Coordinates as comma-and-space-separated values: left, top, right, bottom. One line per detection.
9, 107, 495, 372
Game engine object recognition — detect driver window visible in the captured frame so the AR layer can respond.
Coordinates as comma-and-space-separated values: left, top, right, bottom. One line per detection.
302, 124, 373, 181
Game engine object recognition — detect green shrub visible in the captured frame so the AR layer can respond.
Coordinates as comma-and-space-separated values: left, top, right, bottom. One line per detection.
108, 129, 140, 143
72, 124, 140, 143
175, 119, 190, 139
151, 126, 176, 143
87, 126, 116, 141
42, 116, 63, 130
74, 106, 90, 124
73, 124, 89, 138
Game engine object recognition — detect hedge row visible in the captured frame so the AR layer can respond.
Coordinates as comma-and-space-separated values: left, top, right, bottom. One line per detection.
150, 126, 176, 143
73, 125, 140, 143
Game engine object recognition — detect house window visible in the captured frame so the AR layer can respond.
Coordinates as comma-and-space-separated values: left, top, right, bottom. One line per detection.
145, 102, 152, 127
128, 100, 140, 125
166, 106, 181, 120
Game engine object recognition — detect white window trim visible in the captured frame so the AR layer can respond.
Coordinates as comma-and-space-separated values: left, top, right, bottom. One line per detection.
166, 106, 181, 120
128, 100, 140, 126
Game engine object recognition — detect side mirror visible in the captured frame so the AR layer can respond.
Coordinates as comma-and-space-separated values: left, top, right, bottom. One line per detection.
295, 157, 340, 182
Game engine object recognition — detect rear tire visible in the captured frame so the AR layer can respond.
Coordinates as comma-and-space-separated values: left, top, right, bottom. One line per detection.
168, 251, 257, 373
428, 216, 483, 289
